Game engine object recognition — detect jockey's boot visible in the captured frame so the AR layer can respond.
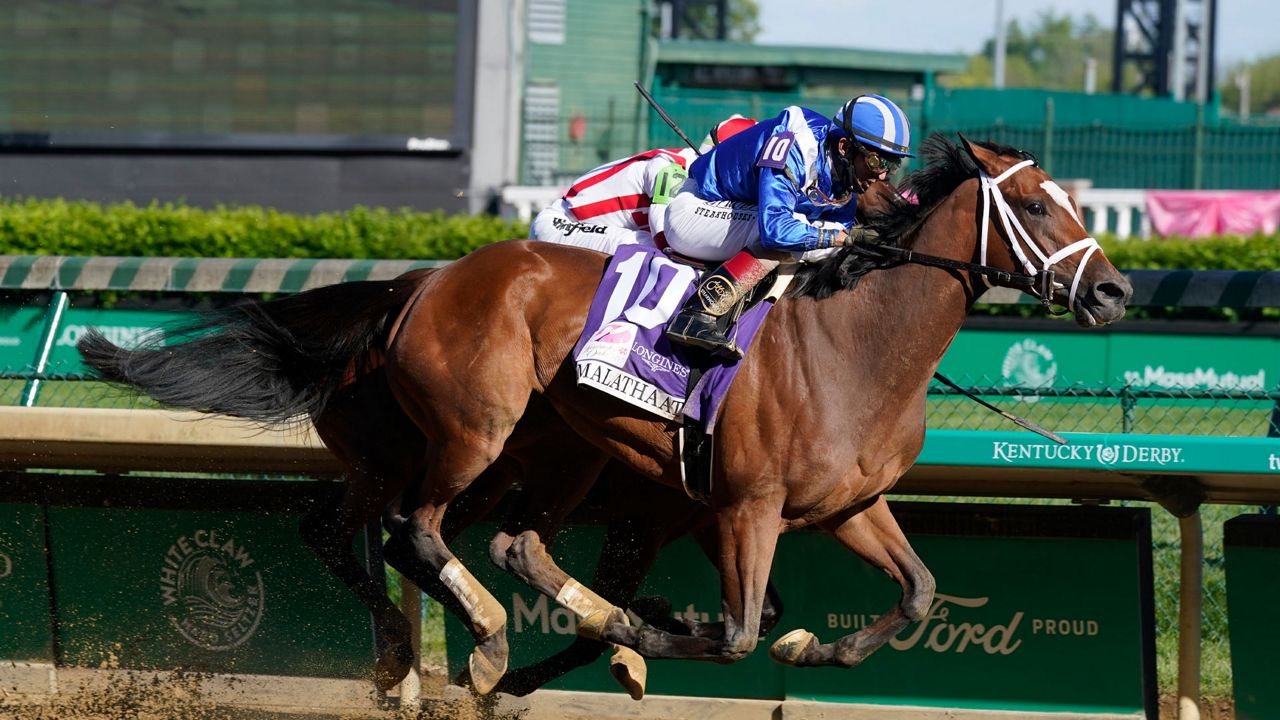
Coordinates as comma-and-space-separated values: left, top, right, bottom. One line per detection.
666, 249, 780, 358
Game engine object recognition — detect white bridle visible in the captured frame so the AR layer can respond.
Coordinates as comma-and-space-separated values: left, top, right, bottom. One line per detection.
977, 159, 1101, 311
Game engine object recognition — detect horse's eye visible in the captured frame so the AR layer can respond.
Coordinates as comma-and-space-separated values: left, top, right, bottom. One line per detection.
1025, 201, 1046, 216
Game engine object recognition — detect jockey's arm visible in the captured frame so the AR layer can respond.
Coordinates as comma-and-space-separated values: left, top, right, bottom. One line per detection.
646, 160, 688, 246
756, 164, 847, 253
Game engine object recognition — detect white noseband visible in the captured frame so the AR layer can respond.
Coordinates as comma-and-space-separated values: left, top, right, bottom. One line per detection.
977, 159, 1101, 310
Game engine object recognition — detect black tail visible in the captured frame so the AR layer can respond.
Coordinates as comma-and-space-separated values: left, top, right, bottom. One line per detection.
77, 274, 424, 425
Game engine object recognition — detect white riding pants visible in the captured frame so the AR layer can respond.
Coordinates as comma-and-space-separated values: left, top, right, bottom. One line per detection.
530, 200, 652, 255
664, 181, 841, 263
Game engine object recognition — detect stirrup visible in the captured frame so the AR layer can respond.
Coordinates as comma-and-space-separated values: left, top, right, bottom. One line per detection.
667, 312, 741, 359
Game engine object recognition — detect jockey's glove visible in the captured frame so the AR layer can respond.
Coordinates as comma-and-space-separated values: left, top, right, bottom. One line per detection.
847, 226, 881, 245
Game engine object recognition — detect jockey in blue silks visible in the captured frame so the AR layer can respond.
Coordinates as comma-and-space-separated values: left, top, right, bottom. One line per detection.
663, 94, 915, 357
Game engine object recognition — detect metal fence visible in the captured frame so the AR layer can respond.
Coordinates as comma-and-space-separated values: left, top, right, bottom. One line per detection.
906, 122, 1280, 191
525, 106, 1280, 191
927, 381, 1280, 437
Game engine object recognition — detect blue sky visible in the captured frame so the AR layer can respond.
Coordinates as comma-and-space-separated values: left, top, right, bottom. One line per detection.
757, 0, 1277, 71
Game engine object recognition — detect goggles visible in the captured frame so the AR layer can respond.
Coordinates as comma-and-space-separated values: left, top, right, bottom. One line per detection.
853, 143, 902, 175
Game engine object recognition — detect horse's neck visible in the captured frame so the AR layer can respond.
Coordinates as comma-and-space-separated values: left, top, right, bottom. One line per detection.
783, 188, 978, 408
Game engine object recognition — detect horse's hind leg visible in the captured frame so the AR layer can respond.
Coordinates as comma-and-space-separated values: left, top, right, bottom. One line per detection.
769, 495, 935, 668
307, 372, 425, 692
488, 443, 658, 698
381, 441, 513, 695
301, 481, 416, 692
492, 512, 657, 697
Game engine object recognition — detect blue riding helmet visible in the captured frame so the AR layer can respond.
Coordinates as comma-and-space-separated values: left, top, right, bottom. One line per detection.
832, 94, 915, 158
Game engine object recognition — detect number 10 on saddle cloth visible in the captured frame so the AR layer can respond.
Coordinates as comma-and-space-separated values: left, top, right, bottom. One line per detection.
572, 244, 775, 430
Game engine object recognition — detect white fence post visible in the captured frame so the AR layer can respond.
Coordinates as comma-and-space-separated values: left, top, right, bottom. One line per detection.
1073, 188, 1149, 239
500, 185, 566, 223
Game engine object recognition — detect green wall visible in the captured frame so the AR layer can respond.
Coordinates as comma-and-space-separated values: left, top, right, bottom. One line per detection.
524, 0, 648, 183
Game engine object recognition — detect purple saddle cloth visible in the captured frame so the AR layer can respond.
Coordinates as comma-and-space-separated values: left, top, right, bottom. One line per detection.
572, 244, 775, 430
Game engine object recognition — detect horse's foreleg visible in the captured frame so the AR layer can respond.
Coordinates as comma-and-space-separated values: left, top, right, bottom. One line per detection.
600, 497, 783, 663
769, 495, 934, 668
645, 523, 784, 640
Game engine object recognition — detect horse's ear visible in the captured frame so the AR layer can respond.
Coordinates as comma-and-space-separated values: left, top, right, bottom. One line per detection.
957, 133, 1000, 175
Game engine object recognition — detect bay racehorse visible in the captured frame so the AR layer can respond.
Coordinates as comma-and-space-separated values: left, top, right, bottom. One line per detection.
78, 136, 1129, 695
80, 276, 774, 697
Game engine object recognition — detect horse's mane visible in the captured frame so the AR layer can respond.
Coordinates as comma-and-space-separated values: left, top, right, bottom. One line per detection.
787, 134, 1037, 299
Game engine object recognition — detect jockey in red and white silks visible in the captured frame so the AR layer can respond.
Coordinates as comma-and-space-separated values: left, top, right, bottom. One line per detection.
530, 147, 695, 254
529, 116, 758, 255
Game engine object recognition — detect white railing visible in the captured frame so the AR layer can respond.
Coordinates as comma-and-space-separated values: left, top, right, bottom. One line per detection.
501, 184, 1154, 239
501, 185, 565, 222
1074, 187, 1150, 240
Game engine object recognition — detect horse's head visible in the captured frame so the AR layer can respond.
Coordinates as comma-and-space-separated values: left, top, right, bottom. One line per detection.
959, 135, 1130, 327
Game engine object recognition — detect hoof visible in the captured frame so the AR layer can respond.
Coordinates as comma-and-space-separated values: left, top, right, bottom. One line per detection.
372, 641, 415, 692
769, 628, 817, 666
578, 606, 625, 642
468, 629, 509, 695
608, 646, 647, 701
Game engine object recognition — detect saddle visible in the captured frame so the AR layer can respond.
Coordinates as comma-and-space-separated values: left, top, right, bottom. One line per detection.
572, 244, 798, 504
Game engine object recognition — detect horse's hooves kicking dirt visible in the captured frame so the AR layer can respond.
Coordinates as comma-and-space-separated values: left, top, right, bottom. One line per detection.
609, 646, 648, 700
769, 628, 818, 666
373, 641, 416, 692
468, 630, 510, 695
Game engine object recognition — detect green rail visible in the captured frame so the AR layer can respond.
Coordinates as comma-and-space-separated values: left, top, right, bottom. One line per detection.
0, 255, 448, 294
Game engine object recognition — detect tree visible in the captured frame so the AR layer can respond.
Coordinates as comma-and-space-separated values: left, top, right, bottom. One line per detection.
941, 11, 1117, 91
1219, 53, 1280, 116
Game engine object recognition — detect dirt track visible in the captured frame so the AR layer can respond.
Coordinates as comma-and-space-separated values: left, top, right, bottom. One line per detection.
1, 664, 1238, 720
0, 666, 528, 720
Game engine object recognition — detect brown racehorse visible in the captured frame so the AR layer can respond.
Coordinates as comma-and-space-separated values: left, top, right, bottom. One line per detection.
78, 136, 1130, 695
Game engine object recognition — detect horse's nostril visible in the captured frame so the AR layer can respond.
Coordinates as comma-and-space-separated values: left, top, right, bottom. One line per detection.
1094, 281, 1129, 303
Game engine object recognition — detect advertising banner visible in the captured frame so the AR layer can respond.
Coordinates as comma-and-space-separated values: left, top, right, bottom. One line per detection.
0, 306, 48, 372
0, 503, 54, 661
443, 503, 1155, 715
0, 305, 189, 374
1109, 334, 1276, 394
919, 430, 1280, 477
938, 328, 1280, 394
1224, 514, 1280, 720
939, 331, 1109, 389
46, 504, 374, 677
774, 504, 1155, 714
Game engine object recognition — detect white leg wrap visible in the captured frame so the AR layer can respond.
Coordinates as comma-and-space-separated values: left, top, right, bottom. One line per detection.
555, 578, 613, 618
439, 558, 507, 637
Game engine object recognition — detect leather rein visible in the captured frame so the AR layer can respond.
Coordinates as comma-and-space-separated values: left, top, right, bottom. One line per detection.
853, 158, 1101, 317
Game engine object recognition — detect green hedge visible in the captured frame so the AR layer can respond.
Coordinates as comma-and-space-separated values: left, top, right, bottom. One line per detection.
1101, 232, 1280, 271
1, 196, 1276, 271
0, 197, 528, 260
